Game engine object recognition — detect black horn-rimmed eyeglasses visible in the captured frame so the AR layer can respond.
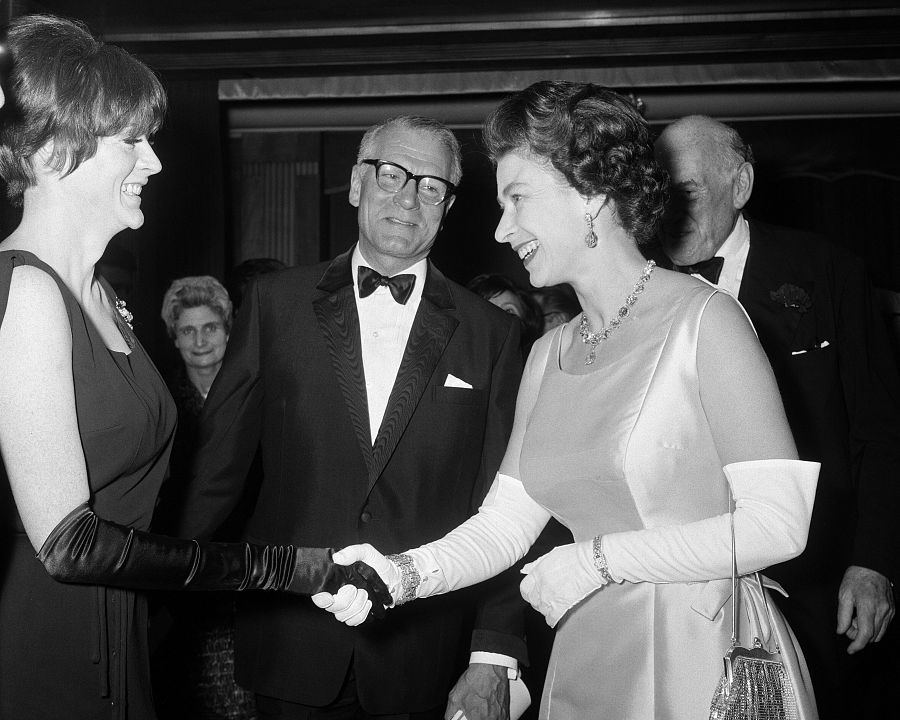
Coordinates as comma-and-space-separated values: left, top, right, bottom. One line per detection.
361, 159, 456, 205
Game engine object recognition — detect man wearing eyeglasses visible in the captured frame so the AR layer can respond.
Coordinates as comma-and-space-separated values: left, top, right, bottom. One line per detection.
177, 116, 525, 720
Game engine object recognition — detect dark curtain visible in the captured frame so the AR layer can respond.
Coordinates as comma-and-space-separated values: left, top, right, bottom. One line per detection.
734, 117, 900, 291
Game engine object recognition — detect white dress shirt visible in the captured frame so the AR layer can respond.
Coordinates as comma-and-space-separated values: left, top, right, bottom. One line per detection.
694, 214, 751, 296
352, 245, 427, 444
353, 245, 521, 677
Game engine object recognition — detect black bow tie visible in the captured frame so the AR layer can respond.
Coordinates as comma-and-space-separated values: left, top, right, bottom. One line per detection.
675, 256, 725, 284
357, 265, 416, 305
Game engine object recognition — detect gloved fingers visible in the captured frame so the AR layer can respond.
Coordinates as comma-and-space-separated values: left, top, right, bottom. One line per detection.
544, 609, 562, 628
331, 585, 371, 624
340, 598, 372, 626
327, 584, 361, 613
519, 574, 544, 613
311, 591, 335, 609
313, 586, 378, 626
332, 543, 378, 566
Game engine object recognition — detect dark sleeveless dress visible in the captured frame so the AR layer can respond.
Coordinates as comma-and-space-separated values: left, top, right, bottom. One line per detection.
0, 250, 177, 720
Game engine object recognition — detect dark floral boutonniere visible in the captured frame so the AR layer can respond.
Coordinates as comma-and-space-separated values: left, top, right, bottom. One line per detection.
769, 283, 812, 313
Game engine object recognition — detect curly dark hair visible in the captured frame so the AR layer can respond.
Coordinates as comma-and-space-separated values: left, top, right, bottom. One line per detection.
483, 81, 668, 245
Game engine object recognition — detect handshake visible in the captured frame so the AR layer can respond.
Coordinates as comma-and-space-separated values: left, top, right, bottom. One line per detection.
312, 545, 400, 626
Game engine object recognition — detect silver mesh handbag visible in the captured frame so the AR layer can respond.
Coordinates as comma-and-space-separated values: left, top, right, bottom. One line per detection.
709, 512, 799, 720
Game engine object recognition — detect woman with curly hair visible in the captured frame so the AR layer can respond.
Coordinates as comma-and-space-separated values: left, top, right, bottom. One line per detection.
324, 81, 820, 719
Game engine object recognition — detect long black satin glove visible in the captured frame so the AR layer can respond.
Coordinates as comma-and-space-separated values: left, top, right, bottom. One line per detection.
37, 503, 391, 618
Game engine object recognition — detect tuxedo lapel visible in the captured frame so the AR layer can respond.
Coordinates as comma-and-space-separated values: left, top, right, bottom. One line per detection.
368, 262, 458, 492
313, 250, 375, 476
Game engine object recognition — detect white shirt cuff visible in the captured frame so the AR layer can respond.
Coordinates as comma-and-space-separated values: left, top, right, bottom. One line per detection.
469, 651, 519, 678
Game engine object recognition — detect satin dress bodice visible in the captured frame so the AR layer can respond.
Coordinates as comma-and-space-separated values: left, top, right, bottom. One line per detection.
520, 282, 733, 720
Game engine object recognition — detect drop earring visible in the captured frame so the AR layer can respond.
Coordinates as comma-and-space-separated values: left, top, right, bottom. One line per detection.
584, 209, 598, 248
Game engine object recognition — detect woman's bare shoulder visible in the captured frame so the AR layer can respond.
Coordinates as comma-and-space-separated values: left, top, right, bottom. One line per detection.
1, 261, 69, 330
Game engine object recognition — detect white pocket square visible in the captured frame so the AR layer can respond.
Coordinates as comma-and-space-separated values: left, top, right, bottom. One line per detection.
444, 373, 473, 389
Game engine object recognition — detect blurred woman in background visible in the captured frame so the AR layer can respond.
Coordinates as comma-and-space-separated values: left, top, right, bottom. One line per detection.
531, 283, 580, 334
154, 276, 256, 720
468, 271, 543, 356
159, 276, 232, 524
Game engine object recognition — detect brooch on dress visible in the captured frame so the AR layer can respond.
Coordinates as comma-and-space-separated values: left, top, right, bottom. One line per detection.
769, 283, 811, 314
115, 299, 134, 329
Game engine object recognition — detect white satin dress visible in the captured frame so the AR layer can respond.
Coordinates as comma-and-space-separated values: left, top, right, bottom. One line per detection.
520, 283, 759, 720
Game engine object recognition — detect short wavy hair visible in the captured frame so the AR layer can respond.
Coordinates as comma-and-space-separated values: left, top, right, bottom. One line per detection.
357, 115, 462, 185
160, 276, 233, 339
483, 81, 668, 245
0, 14, 167, 205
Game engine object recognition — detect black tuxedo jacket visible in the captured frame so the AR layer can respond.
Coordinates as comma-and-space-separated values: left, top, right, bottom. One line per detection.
737, 220, 900, 588
176, 249, 524, 712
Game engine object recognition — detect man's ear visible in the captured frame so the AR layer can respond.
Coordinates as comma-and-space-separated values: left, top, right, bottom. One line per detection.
348, 163, 362, 208
732, 162, 754, 211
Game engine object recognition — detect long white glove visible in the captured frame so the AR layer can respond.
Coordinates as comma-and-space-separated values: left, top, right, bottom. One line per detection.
323, 473, 550, 619
408, 472, 550, 599
519, 540, 610, 628
602, 458, 819, 583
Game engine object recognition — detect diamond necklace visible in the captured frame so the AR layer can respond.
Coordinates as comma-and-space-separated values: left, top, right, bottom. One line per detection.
579, 259, 655, 365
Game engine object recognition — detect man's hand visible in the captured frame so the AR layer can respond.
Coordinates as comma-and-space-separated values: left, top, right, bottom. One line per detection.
445, 664, 509, 720
836, 564, 896, 654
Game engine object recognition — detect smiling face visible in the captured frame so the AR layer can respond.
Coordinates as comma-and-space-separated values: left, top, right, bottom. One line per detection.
173, 305, 229, 374
494, 150, 587, 288
59, 130, 162, 235
349, 125, 455, 276
654, 122, 742, 266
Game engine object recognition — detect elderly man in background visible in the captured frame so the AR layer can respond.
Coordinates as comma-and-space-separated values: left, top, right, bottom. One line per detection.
654, 114, 900, 719
176, 115, 525, 720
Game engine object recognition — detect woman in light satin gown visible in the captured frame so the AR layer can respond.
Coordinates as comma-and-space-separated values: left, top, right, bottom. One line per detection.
320, 81, 820, 720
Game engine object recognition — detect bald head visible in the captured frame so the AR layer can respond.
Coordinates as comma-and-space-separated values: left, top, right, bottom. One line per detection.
654, 115, 755, 265
658, 115, 753, 178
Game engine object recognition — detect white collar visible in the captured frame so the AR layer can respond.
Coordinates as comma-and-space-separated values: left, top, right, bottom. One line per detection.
716, 214, 750, 264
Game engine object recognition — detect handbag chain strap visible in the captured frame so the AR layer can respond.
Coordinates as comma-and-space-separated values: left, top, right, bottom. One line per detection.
729, 506, 739, 646
729, 500, 780, 651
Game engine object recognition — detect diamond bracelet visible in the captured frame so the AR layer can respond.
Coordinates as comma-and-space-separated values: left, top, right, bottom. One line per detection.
592, 536, 615, 584
385, 552, 420, 606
